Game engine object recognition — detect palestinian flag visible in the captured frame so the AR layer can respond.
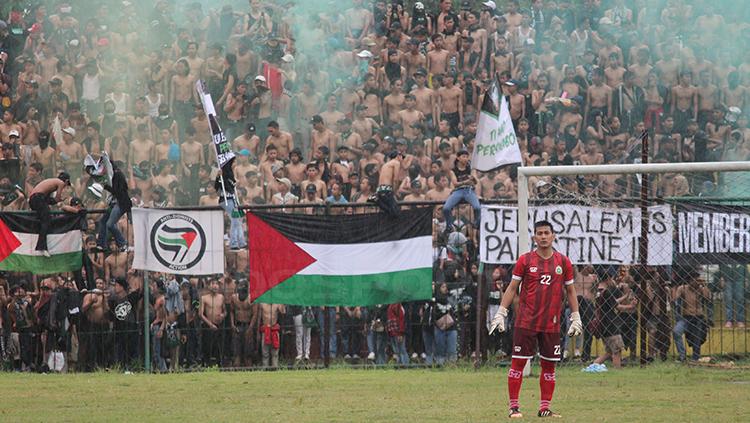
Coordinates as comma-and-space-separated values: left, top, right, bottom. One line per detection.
248, 208, 433, 306
0, 212, 84, 274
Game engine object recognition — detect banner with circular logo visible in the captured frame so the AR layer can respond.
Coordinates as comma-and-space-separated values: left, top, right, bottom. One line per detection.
133, 208, 226, 275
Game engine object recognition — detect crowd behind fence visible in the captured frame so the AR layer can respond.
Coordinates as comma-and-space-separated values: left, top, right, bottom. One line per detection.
1, 199, 748, 373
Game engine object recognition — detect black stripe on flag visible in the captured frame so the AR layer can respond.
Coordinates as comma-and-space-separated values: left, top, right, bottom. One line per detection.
251, 207, 432, 244
0, 212, 84, 234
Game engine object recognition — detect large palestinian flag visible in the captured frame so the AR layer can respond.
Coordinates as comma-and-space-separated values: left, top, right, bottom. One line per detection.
0, 212, 84, 274
248, 208, 433, 306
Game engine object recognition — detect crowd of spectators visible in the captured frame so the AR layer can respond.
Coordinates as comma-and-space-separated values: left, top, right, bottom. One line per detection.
0, 0, 748, 371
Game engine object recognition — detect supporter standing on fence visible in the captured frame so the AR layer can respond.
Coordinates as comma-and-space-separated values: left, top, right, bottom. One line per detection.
442, 149, 480, 234
489, 221, 581, 418
28, 173, 70, 256
96, 160, 131, 252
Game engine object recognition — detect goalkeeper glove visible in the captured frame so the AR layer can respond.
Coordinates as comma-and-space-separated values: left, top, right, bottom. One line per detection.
489, 306, 508, 335
567, 311, 582, 337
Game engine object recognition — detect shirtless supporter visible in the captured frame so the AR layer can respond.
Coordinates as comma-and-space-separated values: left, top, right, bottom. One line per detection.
0, 0, 746, 371
28, 173, 70, 255
200, 278, 226, 366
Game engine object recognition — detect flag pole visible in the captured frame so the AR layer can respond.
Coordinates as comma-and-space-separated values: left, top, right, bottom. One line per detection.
196, 80, 234, 206
144, 271, 151, 373
474, 261, 484, 368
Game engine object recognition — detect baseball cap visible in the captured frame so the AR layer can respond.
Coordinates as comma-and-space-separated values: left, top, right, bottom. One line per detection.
504, 79, 519, 86
357, 50, 374, 59
310, 115, 324, 124
271, 163, 283, 174
413, 68, 427, 77
306, 184, 317, 193
482, 1, 497, 10
62, 127, 76, 136
276, 177, 292, 189
281, 53, 295, 63
254, 75, 267, 83
8, 129, 19, 138
50, 77, 62, 86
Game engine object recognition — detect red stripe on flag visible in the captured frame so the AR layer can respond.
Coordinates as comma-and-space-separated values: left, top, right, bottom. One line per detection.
0, 218, 21, 262
247, 212, 316, 302
262, 63, 283, 101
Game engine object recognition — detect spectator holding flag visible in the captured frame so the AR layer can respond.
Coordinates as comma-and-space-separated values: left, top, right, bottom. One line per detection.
216, 171, 245, 250
96, 160, 131, 252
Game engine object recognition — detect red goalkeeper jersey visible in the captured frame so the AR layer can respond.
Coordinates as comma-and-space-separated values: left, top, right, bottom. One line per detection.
511, 250, 574, 333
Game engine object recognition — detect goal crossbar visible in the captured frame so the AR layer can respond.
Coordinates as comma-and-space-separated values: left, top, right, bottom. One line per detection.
516, 161, 750, 253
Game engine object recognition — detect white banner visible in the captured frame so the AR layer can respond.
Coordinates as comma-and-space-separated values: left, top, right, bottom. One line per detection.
133, 208, 225, 275
479, 204, 673, 265
472, 87, 522, 171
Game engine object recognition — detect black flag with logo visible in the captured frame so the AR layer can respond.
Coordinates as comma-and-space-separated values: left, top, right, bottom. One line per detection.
195, 80, 236, 195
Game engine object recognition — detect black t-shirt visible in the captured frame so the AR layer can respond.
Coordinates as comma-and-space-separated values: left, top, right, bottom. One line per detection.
598, 287, 622, 337
109, 290, 142, 329
454, 163, 472, 184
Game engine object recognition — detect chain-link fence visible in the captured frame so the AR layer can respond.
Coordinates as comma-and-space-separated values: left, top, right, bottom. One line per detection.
2, 190, 749, 372
489, 163, 750, 369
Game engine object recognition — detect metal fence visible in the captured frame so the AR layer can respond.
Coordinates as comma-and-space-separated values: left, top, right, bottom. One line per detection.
1, 198, 748, 372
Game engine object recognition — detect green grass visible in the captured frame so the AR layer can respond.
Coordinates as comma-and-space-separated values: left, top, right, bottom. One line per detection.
1, 364, 748, 422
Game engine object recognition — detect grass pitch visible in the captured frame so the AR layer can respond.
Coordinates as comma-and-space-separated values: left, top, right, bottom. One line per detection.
1, 363, 748, 422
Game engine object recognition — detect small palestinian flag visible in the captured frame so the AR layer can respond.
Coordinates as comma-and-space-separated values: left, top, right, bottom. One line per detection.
248, 208, 433, 306
0, 212, 84, 274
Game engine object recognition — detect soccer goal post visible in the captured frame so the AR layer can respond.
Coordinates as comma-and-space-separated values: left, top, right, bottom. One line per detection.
517, 160, 750, 255
505, 160, 750, 365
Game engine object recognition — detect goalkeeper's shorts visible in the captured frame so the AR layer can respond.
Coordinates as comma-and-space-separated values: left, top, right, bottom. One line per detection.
512, 327, 561, 362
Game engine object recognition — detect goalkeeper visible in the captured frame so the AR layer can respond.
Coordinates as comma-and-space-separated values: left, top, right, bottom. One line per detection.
489, 221, 582, 418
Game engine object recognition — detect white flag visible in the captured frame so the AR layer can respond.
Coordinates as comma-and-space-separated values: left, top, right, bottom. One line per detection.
472, 84, 522, 171
132, 208, 225, 275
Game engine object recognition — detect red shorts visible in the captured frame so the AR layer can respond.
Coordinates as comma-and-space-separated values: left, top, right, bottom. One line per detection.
512, 327, 561, 362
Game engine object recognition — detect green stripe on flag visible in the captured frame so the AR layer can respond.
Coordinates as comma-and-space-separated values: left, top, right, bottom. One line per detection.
254, 267, 433, 306
0, 251, 83, 274
157, 236, 187, 247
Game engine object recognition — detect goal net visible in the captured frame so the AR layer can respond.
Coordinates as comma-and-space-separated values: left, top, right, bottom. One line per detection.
480, 161, 750, 366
